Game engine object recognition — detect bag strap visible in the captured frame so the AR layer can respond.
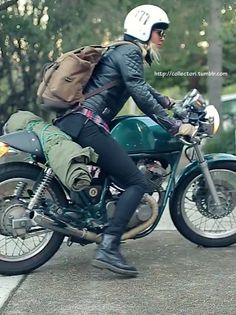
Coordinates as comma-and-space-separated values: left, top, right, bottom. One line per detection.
84, 80, 119, 100
60, 80, 120, 118
83, 41, 138, 100
105, 40, 138, 49
72, 41, 138, 55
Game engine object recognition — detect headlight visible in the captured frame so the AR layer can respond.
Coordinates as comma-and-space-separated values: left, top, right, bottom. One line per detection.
205, 105, 220, 134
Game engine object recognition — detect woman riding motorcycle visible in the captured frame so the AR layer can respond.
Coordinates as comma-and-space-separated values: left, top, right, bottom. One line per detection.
56, 4, 196, 277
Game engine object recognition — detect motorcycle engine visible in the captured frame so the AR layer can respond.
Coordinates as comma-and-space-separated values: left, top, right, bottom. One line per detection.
137, 159, 167, 193
68, 161, 167, 231
106, 159, 167, 229
106, 199, 153, 229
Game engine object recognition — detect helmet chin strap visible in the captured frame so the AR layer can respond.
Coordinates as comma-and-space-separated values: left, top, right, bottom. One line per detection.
137, 41, 160, 66
145, 51, 153, 66
147, 42, 160, 64
135, 41, 160, 66
123, 36, 159, 66
134, 41, 149, 58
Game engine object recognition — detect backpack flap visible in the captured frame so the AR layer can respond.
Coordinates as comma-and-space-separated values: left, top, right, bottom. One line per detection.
48, 46, 104, 103
37, 41, 136, 112
37, 62, 59, 101
38, 46, 105, 110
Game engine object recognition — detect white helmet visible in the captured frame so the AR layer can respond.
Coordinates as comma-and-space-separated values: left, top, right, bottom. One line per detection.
124, 4, 170, 42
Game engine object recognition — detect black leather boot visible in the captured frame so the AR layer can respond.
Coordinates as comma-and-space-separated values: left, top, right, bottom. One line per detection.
92, 234, 138, 277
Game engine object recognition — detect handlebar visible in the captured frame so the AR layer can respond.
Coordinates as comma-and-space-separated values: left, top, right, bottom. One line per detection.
173, 89, 218, 141
177, 136, 194, 146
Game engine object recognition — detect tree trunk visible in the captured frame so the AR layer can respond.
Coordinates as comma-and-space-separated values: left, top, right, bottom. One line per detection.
207, 0, 223, 118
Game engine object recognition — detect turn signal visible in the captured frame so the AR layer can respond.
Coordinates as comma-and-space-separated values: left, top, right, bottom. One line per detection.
0, 142, 9, 157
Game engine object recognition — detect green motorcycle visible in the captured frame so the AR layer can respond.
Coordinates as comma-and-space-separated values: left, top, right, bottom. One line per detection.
0, 89, 235, 276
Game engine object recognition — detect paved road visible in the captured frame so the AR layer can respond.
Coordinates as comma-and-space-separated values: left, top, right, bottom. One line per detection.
0, 276, 23, 311
0, 188, 175, 314
0, 231, 235, 315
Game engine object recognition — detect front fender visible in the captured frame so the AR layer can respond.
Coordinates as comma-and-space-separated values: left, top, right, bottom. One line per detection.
176, 153, 236, 186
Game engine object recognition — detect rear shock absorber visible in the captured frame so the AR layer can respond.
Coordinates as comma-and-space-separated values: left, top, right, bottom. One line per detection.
27, 167, 54, 211
14, 181, 28, 198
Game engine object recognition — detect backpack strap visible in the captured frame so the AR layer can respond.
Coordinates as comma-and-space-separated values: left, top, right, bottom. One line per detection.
105, 40, 139, 49
83, 41, 138, 100
57, 80, 120, 119
84, 80, 119, 100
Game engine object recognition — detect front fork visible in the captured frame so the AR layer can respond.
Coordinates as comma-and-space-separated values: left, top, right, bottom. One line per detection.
193, 143, 221, 206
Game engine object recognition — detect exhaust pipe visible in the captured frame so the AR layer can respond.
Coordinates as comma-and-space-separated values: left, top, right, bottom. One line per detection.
33, 193, 158, 244
33, 212, 99, 243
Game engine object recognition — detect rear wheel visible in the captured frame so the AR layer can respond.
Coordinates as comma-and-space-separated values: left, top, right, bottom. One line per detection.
0, 162, 67, 275
170, 162, 236, 247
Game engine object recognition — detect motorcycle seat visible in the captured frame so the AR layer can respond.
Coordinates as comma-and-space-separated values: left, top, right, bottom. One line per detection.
0, 130, 45, 161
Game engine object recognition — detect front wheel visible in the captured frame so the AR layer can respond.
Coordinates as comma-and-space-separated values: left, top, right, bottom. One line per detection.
170, 161, 236, 247
0, 162, 67, 275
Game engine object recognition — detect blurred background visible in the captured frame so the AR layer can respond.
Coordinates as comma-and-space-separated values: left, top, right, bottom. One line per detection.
0, 0, 235, 153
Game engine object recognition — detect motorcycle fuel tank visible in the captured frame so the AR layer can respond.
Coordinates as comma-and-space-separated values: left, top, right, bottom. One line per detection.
111, 116, 183, 154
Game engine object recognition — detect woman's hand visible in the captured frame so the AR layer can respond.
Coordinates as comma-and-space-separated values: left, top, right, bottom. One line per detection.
176, 122, 197, 137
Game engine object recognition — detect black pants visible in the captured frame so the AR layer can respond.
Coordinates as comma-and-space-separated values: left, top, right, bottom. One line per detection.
56, 114, 148, 237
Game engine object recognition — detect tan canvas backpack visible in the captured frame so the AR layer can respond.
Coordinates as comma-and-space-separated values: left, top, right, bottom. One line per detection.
37, 41, 134, 112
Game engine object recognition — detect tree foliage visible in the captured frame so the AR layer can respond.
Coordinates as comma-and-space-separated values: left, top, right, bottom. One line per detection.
0, 0, 235, 124
0, 0, 18, 11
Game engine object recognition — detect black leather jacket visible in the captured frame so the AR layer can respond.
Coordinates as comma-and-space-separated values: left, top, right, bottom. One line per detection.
82, 41, 180, 134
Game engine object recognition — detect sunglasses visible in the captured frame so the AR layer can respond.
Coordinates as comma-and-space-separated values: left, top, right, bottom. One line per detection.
153, 29, 166, 38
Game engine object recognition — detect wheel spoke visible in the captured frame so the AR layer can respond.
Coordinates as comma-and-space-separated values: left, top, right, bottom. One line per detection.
0, 237, 15, 250
0, 176, 55, 261
229, 212, 236, 226
12, 239, 21, 256
181, 168, 236, 238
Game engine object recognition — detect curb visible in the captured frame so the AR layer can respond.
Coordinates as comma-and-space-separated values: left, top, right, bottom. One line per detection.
0, 275, 25, 312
